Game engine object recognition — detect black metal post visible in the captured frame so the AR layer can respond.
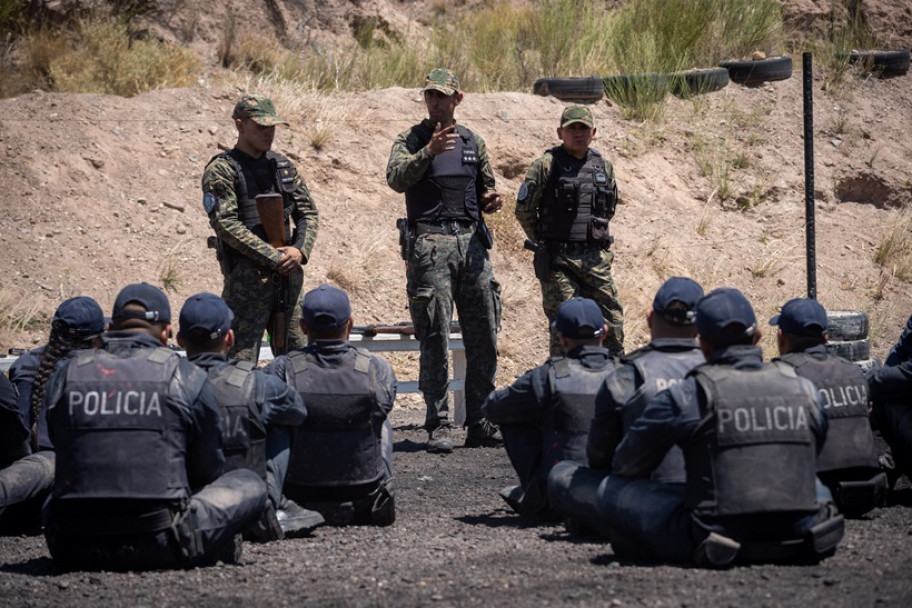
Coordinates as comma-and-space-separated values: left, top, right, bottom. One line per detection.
803, 52, 817, 299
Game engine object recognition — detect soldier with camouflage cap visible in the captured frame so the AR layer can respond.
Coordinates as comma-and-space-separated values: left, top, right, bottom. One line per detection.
515, 105, 624, 357
386, 68, 504, 453
201, 94, 320, 363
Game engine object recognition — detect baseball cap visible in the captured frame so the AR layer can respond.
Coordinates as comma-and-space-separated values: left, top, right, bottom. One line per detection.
112, 283, 171, 323
695, 287, 757, 343
179, 292, 234, 342
769, 298, 828, 338
52, 296, 105, 336
560, 105, 594, 128
422, 68, 460, 96
652, 277, 704, 325
553, 298, 605, 340
301, 284, 352, 330
232, 94, 289, 127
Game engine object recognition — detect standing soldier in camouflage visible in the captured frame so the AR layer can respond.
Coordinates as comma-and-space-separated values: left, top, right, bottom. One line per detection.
201, 94, 319, 363
515, 105, 624, 357
386, 68, 504, 454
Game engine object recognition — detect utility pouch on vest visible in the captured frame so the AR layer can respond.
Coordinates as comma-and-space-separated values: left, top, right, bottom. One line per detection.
476, 219, 494, 250
556, 181, 579, 214
588, 217, 611, 245
396, 217, 414, 261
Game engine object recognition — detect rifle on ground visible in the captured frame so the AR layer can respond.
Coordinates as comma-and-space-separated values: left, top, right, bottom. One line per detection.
352, 320, 462, 338
257, 192, 290, 357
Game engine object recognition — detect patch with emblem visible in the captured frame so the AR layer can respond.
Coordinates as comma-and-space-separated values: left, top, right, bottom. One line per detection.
595, 172, 608, 184
203, 192, 217, 214
517, 182, 529, 202
462, 149, 478, 164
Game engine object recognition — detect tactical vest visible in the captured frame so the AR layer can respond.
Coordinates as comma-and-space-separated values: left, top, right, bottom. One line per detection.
687, 362, 819, 517
405, 124, 480, 222
778, 351, 878, 473
625, 346, 705, 482
538, 147, 616, 243
54, 347, 186, 501
206, 360, 267, 479
544, 356, 613, 471
212, 149, 296, 238
284, 348, 382, 487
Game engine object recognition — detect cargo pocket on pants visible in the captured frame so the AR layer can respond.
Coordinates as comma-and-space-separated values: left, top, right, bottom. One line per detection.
408, 287, 436, 341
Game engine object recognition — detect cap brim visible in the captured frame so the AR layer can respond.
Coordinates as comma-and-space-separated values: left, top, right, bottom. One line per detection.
423, 84, 457, 96
250, 116, 290, 127
769, 314, 781, 326
561, 119, 593, 128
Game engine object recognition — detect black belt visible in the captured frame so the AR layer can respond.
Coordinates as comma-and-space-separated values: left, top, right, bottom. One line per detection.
53, 506, 177, 536
545, 241, 606, 255
414, 219, 476, 235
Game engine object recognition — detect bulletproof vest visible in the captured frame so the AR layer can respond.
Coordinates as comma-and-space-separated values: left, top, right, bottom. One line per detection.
206, 360, 267, 479
544, 356, 613, 470
404, 124, 480, 222
687, 362, 819, 517
538, 147, 615, 243
284, 348, 382, 487
215, 149, 296, 238
625, 345, 705, 482
778, 351, 878, 473
54, 347, 187, 501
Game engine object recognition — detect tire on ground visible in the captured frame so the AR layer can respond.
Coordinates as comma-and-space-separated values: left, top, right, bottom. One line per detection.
844, 49, 910, 77
826, 338, 871, 362
826, 310, 869, 341
532, 76, 604, 101
720, 55, 793, 86
670, 67, 730, 97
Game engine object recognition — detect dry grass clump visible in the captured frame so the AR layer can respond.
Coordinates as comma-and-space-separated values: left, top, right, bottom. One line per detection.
0, 288, 48, 351
874, 210, 912, 282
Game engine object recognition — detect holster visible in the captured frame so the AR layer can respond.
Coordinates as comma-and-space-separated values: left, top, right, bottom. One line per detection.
396, 217, 414, 261
533, 247, 552, 281
207, 235, 234, 275
476, 219, 494, 250
168, 503, 203, 563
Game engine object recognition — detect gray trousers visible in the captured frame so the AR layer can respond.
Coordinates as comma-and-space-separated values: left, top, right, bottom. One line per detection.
0, 451, 55, 531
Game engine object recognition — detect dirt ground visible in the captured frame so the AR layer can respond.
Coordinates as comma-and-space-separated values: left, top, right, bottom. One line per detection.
1, 0, 912, 605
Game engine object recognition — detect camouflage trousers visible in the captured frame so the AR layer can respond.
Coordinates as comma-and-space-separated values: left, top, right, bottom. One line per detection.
222, 255, 306, 364
540, 247, 624, 357
406, 226, 501, 429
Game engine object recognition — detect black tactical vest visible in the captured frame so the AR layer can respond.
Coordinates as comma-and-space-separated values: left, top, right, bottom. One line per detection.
538, 147, 616, 243
54, 347, 186, 501
284, 348, 382, 487
206, 360, 267, 479
212, 149, 296, 238
687, 362, 819, 517
405, 124, 479, 222
544, 356, 614, 471
777, 351, 878, 473
625, 345, 705, 482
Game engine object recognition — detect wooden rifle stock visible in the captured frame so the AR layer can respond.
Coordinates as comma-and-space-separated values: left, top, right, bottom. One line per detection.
352, 320, 462, 337
256, 193, 289, 355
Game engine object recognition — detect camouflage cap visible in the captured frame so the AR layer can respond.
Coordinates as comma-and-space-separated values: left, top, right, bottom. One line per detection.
422, 68, 460, 96
560, 105, 594, 128
232, 94, 289, 127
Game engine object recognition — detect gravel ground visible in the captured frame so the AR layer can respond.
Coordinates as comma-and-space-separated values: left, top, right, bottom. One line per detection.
1, 404, 911, 607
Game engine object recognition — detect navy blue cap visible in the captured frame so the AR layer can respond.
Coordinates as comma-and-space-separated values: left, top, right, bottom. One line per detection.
553, 298, 604, 340
695, 287, 757, 342
301, 284, 351, 329
52, 296, 105, 336
112, 282, 171, 323
769, 298, 828, 337
652, 277, 703, 325
179, 292, 234, 342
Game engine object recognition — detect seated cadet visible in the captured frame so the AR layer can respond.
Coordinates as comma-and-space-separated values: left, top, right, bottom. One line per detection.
869, 313, 912, 488
771, 298, 887, 516
3, 296, 105, 532
265, 285, 397, 526
177, 293, 324, 540
0, 374, 37, 532
547, 277, 705, 536
482, 298, 615, 521
599, 288, 843, 568
42, 283, 267, 571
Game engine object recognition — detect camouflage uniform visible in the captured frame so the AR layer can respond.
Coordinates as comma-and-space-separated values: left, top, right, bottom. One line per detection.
515, 111, 624, 357
201, 97, 319, 363
387, 120, 501, 431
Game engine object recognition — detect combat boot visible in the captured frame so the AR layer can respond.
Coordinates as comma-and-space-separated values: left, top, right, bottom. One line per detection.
465, 418, 503, 448
427, 424, 454, 453
277, 497, 325, 537
693, 532, 740, 569
500, 485, 524, 514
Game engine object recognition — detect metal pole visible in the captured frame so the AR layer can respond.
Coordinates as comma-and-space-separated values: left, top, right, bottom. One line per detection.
803, 52, 817, 299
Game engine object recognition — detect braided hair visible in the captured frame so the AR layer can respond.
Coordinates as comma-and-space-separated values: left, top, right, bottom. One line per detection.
28, 320, 99, 452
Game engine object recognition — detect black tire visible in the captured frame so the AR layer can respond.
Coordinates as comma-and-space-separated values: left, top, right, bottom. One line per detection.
670, 67, 730, 97
826, 310, 869, 341
826, 338, 871, 362
845, 49, 910, 77
720, 55, 793, 86
532, 76, 604, 101
603, 73, 669, 103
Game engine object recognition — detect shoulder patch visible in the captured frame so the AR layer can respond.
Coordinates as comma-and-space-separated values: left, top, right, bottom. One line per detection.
517, 182, 529, 202
203, 192, 217, 214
